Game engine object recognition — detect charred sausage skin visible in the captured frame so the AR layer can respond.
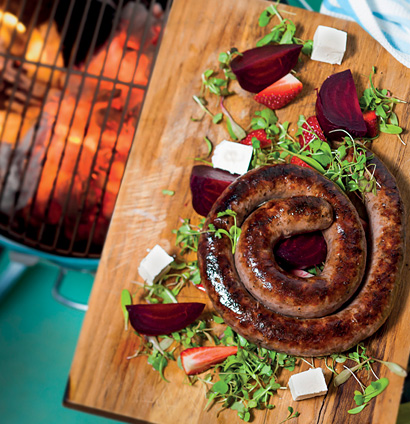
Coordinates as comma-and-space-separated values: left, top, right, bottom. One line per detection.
197, 158, 404, 356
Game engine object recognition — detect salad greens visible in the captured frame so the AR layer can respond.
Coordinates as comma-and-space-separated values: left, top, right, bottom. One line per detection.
257, 2, 313, 56
360, 66, 406, 144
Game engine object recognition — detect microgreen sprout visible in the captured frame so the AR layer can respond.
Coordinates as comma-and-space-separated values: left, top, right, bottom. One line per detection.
360, 66, 407, 144
194, 49, 242, 135
348, 378, 389, 414
192, 95, 217, 121
204, 136, 213, 156
257, 3, 313, 56
279, 406, 301, 423
218, 48, 241, 80
322, 343, 407, 415
220, 97, 246, 140
202, 327, 298, 422
121, 289, 133, 331
208, 209, 241, 253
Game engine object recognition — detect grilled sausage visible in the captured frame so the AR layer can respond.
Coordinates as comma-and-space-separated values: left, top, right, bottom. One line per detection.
235, 196, 363, 318
198, 157, 404, 356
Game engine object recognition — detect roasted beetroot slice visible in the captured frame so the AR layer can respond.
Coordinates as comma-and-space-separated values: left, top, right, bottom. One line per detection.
126, 303, 205, 336
230, 44, 302, 93
274, 231, 327, 270
190, 165, 238, 217
315, 69, 367, 140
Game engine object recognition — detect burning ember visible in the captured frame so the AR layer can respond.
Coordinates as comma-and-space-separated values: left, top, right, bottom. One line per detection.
0, 1, 164, 256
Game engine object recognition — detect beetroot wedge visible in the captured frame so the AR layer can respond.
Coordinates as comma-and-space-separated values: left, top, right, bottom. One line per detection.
126, 302, 205, 336
274, 231, 327, 270
230, 44, 302, 93
316, 69, 367, 140
190, 165, 238, 217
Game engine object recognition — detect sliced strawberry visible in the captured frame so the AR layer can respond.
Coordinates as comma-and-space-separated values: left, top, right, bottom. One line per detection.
180, 345, 238, 375
290, 156, 313, 169
254, 73, 303, 110
241, 129, 271, 148
363, 110, 379, 138
192, 282, 206, 292
290, 269, 314, 278
298, 116, 327, 149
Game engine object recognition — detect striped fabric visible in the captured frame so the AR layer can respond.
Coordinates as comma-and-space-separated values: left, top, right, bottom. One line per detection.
320, 0, 410, 68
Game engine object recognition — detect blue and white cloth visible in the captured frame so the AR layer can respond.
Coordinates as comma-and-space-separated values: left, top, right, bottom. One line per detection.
320, 0, 410, 68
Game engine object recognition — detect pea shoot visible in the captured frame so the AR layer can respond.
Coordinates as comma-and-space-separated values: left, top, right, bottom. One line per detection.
257, 3, 313, 56
360, 66, 407, 144
208, 209, 241, 253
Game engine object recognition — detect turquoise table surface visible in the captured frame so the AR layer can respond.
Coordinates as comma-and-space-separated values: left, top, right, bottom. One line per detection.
0, 250, 121, 424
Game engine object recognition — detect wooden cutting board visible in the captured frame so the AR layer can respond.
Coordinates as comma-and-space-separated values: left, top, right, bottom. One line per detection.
64, 0, 410, 423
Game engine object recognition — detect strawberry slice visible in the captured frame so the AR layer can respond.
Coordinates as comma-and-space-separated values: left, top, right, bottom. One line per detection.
254, 73, 303, 110
192, 282, 206, 292
290, 156, 313, 169
290, 269, 314, 278
363, 110, 379, 138
180, 345, 238, 375
240, 129, 271, 148
298, 116, 327, 149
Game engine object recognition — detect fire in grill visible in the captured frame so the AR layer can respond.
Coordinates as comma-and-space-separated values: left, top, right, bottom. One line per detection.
0, 0, 171, 258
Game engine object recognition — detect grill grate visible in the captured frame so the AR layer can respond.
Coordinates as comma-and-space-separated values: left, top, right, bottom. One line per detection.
0, 0, 172, 258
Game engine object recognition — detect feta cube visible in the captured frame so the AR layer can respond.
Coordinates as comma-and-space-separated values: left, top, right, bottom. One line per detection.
212, 140, 253, 175
138, 245, 173, 285
288, 368, 328, 401
311, 25, 347, 65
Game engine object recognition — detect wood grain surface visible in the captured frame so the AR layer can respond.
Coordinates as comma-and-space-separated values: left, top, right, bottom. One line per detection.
64, 0, 410, 423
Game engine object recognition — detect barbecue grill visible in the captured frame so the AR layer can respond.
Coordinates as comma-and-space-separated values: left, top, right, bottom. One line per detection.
0, 0, 172, 306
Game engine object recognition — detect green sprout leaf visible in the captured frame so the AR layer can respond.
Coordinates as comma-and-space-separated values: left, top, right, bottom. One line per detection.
120, 289, 132, 331
220, 99, 246, 140
212, 113, 223, 124
375, 360, 408, 377
348, 404, 367, 415
280, 406, 301, 423
256, 4, 312, 56
204, 136, 213, 156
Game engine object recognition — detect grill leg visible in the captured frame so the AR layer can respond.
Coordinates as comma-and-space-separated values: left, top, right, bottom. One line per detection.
0, 250, 39, 302
0, 260, 27, 301
51, 267, 89, 312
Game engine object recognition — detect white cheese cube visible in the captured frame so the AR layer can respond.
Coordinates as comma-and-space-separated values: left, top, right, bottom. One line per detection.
288, 368, 328, 401
138, 245, 174, 285
311, 25, 347, 65
212, 140, 253, 175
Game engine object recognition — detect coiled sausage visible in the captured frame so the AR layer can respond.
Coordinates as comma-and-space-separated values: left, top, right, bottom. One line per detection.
198, 155, 404, 356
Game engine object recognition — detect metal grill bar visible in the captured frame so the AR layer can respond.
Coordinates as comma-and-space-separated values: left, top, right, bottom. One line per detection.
0, 0, 41, 148
0, 0, 77, 229
6, 0, 91, 240
84, 0, 172, 256
0, 0, 171, 258
35, 0, 117, 248
0, 0, 52, 213
74, 0, 158, 255
0, 53, 150, 90
0, 0, 28, 73
46, 0, 129, 254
